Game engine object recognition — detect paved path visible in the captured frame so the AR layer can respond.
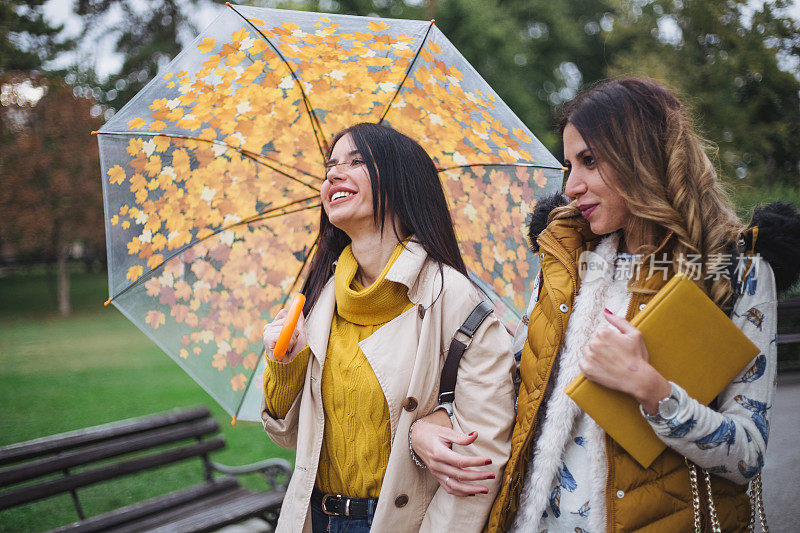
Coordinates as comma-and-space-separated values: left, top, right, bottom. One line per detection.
762, 371, 800, 532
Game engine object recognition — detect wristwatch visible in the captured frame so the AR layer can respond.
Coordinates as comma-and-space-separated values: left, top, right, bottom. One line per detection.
641, 382, 680, 423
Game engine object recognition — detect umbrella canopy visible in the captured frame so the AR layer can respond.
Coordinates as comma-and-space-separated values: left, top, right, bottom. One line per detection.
96, 4, 563, 421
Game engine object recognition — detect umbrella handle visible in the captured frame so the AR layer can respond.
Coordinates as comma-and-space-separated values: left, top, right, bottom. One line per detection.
272, 294, 306, 361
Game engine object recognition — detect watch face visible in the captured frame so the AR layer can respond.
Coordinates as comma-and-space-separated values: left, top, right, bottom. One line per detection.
658, 396, 679, 420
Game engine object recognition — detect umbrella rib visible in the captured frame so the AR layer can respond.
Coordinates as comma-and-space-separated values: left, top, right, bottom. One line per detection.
241, 202, 322, 224
239, 148, 321, 192
95, 130, 322, 191
377, 20, 435, 124
437, 162, 567, 172
226, 3, 330, 158
107, 197, 321, 304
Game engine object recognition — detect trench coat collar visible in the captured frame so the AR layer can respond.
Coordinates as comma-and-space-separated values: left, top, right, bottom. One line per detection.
303, 240, 432, 365
384, 240, 433, 306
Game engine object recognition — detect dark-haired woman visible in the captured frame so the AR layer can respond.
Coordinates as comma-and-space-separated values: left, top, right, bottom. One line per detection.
411, 78, 800, 531
260, 123, 516, 533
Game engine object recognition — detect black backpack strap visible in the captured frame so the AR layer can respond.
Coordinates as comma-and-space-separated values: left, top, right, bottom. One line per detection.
438, 301, 493, 404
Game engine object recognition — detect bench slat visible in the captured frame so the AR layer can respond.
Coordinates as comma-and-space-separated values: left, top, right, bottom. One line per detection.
777, 333, 800, 344
0, 417, 219, 488
147, 489, 285, 533
0, 418, 219, 487
778, 297, 800, 312
49, 477, 241, 533
112, 487, 285, 533
0, 437, 225, 510
109, 488, 251, 533
0, 406, 211, 466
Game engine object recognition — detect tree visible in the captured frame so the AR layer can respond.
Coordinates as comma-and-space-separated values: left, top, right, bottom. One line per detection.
0, 74, 104, 315
0, 1, 74, 73
75, 0, 210, 112
603, 0, 800, 186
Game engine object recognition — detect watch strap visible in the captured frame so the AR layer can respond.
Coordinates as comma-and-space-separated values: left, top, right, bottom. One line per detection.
641, 381, 680, 423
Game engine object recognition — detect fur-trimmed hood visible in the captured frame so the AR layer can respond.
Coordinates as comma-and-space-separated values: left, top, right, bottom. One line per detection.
527, 193, 571, 253
748, 201, 800, 293
527, 193, 800, 293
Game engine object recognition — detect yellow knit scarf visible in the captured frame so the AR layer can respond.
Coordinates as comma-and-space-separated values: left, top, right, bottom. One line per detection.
334, 242, 410, 325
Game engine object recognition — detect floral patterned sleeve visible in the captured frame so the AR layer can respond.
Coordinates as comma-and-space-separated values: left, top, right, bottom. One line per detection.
645, 256, 778, 485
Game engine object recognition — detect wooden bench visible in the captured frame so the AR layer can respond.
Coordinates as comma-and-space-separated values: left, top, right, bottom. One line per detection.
0, 406, 290, 532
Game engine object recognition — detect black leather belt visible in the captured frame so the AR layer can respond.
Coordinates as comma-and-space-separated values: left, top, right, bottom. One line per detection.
311, 487, 378, 518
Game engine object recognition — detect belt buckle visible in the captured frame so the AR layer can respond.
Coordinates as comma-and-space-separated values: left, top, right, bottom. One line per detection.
321, 493, 345, 516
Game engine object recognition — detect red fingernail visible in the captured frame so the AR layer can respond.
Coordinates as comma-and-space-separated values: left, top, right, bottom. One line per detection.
469, 494, 476, 497
604, 308, 612, 314
469, 432, 476, 437
481, 489, 489, 494
485, 459, 493, 465
489, 474, 495, 479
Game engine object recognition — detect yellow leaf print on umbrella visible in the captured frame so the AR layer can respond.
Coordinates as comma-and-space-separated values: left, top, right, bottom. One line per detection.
95, 4, 563, 422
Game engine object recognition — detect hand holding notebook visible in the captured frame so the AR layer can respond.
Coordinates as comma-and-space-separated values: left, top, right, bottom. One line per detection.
565, 273, 759, 468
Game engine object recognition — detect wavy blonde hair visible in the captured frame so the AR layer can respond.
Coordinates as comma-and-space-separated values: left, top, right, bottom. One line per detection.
554, 78, 742, 306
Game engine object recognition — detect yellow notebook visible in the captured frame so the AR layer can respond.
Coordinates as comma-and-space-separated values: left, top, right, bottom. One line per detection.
564, 273, 759, 468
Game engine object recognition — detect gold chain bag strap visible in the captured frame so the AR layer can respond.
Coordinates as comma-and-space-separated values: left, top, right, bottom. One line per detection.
686, 458, 768, 532
684, 231, 769, 532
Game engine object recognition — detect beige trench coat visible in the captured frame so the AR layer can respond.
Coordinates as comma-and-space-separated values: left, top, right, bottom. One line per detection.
262, 241, 516, 532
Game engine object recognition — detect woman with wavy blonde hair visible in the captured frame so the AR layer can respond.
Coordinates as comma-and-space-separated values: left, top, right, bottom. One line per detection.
410, 78, 799, 531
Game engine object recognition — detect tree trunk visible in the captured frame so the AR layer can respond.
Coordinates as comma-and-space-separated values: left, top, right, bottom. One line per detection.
57, 244, 71, 317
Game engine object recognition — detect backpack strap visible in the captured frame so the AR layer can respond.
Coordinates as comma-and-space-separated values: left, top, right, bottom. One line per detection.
438, 301, 493, 404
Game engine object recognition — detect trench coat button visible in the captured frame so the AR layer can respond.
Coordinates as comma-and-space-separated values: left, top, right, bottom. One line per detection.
616, 490, 625, 499
532, 389, 541, 400
559, 303, 569, 313
417, 304, 425, 319
639, 303, 647, 311
403, 397, 418, 412
395, 494, 409, 508
540, 253, 545, 260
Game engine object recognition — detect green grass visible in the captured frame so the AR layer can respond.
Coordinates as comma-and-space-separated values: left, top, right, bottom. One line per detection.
0, 267, 109, 320
0, 269, 294, 532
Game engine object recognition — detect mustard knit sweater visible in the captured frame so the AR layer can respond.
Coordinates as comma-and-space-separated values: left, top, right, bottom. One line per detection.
263, 242, 412, 498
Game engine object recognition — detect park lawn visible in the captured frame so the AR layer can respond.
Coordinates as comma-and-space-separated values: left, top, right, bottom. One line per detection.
0, 270, 293, 532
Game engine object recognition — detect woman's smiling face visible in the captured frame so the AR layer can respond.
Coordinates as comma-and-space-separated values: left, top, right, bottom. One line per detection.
563, 123, 632, 236
320, 134, 376, 235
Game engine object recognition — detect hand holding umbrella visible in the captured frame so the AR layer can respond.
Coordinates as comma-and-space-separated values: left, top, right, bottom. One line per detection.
263, 294, 307, 363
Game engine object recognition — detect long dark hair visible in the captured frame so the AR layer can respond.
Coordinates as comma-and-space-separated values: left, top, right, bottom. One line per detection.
301, 122, 467, 314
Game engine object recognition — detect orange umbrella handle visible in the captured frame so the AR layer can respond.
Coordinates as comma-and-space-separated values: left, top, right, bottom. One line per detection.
272, 294, 306, 360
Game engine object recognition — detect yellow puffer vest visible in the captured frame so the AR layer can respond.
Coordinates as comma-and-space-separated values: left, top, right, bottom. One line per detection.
486, 215, 749, 532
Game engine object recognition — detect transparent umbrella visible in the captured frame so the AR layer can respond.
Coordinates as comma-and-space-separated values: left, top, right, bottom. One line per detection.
95, 3, 564, 422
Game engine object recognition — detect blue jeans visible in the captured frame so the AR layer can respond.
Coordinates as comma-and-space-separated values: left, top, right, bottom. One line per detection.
310, 498, 374, 533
